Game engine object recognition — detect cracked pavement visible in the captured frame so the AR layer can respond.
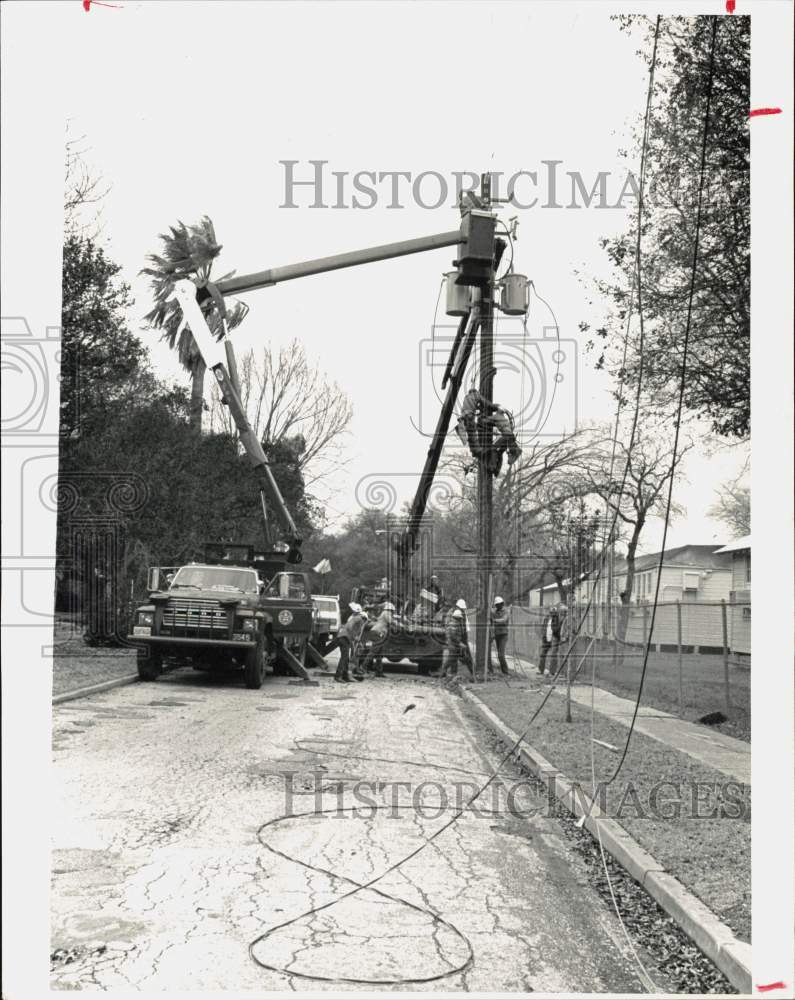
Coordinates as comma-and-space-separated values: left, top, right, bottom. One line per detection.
51, 666, 655, 992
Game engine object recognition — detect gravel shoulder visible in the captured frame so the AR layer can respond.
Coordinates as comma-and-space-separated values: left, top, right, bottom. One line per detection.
473, 678, 751, 943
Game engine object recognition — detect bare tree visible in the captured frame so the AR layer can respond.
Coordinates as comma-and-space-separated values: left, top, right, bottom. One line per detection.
64, 126, 110, 238
707, 456, 750, 537
438, 431, 598, 602
574, 424, 692, 636
208, 339, 353, 489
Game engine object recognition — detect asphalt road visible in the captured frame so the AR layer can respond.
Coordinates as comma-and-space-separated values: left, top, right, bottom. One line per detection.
51, 662, 654, 992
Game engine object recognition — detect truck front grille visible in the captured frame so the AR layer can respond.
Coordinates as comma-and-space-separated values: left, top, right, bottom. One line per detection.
161, 598, 229, 637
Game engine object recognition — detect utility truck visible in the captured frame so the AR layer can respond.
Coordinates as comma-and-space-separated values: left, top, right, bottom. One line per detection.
130, 543, 315, 688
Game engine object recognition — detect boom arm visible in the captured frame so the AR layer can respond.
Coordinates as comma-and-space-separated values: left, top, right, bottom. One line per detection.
173, 282, 303, 561
401, 307, 480, 557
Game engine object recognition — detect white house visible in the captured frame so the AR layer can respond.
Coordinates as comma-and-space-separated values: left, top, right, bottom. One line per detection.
715, 535, 751, 657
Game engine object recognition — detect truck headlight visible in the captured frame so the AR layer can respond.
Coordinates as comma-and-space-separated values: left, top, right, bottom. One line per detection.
137, 611, 154, 627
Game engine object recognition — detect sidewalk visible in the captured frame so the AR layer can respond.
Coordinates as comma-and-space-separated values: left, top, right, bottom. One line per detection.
504, 653, 749, 784
564, 684, 750, 785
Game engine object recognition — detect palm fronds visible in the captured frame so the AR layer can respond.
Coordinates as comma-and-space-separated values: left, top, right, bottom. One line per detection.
141, 216, 249, 370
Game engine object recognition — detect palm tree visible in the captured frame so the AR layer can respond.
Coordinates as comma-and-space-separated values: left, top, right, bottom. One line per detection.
142, 217, 248, 432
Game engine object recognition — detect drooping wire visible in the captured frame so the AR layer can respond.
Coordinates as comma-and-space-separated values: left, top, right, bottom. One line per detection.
603, 14, 719, 786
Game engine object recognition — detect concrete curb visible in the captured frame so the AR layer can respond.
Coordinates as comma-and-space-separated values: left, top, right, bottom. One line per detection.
461, 688, 752, 994
52, 674, 139, 704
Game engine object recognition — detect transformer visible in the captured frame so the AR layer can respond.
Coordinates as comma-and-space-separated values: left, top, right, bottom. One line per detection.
454, 210, 497, 286
445, 271, 471, 316
499, 273, 530, 316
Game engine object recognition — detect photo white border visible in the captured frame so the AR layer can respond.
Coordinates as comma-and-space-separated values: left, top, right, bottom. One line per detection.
1, 2, 792, 997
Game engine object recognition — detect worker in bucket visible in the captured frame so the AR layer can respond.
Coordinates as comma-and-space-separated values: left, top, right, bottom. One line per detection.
324, 602, 368, 683
490, 596, 511, 675
360, 601, 395, 678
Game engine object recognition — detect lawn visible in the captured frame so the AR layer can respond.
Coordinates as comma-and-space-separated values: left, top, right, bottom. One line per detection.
51, 618, 137, 696
508, 635, 750, 742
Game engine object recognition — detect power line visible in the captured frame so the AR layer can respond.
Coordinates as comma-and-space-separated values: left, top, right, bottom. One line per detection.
604, 15, 719, 785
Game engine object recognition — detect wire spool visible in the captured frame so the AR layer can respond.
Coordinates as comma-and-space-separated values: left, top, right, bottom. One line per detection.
444, 271, 470, 316
499, 273, 530, 316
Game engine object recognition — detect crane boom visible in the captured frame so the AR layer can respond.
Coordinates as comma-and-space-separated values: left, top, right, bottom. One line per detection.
403, 307, 479, 550
209, 230, 462, 298
173, 280, 303, 561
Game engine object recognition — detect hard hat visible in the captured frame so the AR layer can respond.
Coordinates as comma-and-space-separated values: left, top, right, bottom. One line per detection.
494, 596, 504, 605
349, 602, 362, 613
382, 602, 395, 611
452, 609, 463, 619
455, 598, 467, 609
430, 575, 439, 581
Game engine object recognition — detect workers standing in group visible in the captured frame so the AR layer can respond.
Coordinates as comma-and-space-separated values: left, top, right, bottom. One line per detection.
360, 601, 395, 678
490, 596, 511, 675
324, 602, 368, 683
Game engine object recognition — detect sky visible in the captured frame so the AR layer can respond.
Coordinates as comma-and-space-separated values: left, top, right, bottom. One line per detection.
33, 0, 748, 551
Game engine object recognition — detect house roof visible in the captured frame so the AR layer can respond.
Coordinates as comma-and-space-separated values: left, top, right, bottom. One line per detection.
612, 544, 731, 575
715, 535, 751, 554
530, 544, 732, 594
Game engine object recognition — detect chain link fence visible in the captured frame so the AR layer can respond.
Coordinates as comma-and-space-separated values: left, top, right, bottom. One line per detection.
503, 600, 750, 732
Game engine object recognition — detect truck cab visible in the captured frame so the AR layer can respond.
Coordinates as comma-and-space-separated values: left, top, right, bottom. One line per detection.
129, 545, 313, 689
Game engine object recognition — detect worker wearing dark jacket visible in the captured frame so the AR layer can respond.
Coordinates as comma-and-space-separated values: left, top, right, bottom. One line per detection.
482, 406, 521, 476
490, 597, 510, 674
455, 388, 496, 457
538, 604, 566, 676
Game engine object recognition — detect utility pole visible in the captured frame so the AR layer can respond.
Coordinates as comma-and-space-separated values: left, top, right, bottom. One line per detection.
475, 173, 495, 679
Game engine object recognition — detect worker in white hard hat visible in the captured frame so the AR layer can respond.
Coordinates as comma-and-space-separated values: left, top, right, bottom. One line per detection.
360, 601, 395, 678
436, 607, 474, 682
490, 596, 511, 675
324, 603, 368, 682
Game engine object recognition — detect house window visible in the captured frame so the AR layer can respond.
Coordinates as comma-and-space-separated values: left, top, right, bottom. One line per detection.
745, 553, 751, 584
683, 571, 700, 592
742, 607, 751, 620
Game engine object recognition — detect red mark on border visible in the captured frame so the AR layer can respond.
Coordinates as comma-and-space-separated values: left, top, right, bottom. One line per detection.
726, 0, 735, 12
749, 107, 783, 118
756, 984, 787, 993
83, 0, 123, 10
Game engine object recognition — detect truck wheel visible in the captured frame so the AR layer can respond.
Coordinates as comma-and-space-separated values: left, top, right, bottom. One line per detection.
137, 646, 162, 681
244, 640, 266, 689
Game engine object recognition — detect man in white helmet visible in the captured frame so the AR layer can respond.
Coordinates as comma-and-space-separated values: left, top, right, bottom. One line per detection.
454, 598, 471, 653
360, 601, 395, 678
490, 596, 511, 675
436, 605, 474, 681
324, 602, 368, 682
